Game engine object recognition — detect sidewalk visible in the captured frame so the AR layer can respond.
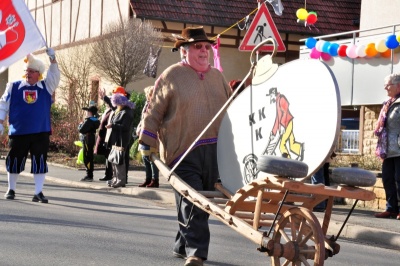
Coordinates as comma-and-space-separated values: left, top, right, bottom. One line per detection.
1, 159, 400, 250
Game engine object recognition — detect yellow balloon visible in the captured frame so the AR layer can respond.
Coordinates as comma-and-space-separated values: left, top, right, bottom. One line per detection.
296, 8, 308, 20
375, 39, 388, 53
397, 35, 400, 43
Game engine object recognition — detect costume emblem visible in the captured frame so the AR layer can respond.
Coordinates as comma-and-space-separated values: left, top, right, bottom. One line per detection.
23, 90, 37, 104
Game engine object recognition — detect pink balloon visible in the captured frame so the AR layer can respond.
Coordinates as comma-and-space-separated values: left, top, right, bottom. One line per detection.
346, 44, 358, 59
320, 52, 331, 61
310, 47, 321, 59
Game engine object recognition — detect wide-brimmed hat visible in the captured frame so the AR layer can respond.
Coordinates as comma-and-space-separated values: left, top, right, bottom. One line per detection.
82, 106, 98, 115
172, 27, 214, 51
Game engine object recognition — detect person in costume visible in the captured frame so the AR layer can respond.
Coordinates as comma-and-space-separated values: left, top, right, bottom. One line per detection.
0, 49, 60, 203
105, 92, 135, 188
139, 26, 231, 266
79, 105, 100, 182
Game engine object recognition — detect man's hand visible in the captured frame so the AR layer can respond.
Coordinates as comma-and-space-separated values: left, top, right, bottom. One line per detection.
0, 124, 4, 135
46, 48, 56, 61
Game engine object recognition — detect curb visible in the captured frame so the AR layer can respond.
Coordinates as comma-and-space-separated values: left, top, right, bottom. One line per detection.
29, 171, 176, 206
325, 219, 400, 250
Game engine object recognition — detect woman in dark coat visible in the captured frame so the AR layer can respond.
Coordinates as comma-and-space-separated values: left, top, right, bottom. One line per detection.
105, 93, 135, 188
94, 92, 114, 181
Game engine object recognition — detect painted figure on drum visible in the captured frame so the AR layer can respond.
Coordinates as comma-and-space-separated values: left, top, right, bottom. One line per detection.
263, 87, 305, 161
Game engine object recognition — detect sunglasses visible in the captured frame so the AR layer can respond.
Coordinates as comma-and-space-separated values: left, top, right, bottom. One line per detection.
192, 43, 212, 50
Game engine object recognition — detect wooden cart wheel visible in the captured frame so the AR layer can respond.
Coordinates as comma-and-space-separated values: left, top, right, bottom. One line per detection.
268, 207, 325, 266
257, 155, 308, 178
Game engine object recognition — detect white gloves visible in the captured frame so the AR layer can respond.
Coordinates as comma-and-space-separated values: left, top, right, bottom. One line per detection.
46, 48, 55, 61
0, 124, 4, 135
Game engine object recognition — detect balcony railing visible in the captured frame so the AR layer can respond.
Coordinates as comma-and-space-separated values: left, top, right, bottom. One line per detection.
337, 130, 359, 153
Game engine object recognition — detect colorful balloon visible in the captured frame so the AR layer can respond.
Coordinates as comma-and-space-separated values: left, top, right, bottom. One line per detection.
320, 52, 331, 61
328, 43, 339, 56
397, 35, 400, 43
386, 34, 399, 49
315, 40, 326, 52
305, 37, 317, 49
375, 39, 388, 53
337, 45, 348, 57
310, 47, 321, 59
346, 44, 358, 59
365, 43, 378, 57
321, 41, 331, 53
306, 13, 318, 25
381, 49, 391, 58
356, 44, 367, 57
308, 11, 317, 17
296, 8, 308, 20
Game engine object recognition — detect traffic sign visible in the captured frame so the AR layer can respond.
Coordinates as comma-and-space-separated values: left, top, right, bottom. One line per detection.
239, 3, 286, 52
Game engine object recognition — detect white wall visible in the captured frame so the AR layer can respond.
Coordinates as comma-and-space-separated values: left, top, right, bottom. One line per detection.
360, 0, 400, 36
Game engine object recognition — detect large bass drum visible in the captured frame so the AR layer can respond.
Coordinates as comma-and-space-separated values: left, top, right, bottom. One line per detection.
217, 58, 340, 195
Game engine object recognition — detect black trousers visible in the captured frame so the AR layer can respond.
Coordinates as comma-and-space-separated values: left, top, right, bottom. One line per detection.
7, 132, 50, 174
173, 144, 219, 260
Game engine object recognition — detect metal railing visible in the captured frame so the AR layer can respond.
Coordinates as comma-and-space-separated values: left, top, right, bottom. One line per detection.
337, 130, 359, 153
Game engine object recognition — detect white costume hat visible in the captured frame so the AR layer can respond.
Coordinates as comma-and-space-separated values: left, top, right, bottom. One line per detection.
25, 54, 45, 74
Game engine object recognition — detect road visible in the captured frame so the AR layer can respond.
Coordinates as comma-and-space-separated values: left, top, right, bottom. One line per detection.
0, 175, 398, 266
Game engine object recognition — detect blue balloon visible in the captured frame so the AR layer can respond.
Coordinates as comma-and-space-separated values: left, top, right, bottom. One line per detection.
305, 37, 317, 49
385, 34, 399, 49
328, 43, 339, 56
322, 41, 331, 53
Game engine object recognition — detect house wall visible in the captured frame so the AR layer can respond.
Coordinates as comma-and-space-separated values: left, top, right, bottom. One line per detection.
360, 0, 400, 36
8, 0, 132, 98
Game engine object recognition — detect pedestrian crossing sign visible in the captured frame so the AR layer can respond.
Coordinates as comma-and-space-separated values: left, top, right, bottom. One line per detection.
239, 3, 286, 52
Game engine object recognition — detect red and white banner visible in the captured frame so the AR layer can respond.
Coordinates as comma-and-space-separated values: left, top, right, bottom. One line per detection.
0, 0, 46, 73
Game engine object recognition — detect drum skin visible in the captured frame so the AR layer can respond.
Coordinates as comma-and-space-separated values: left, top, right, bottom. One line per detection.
217, 59, 340, 194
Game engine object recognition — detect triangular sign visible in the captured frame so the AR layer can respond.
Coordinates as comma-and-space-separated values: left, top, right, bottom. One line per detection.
239, 3, 286, 52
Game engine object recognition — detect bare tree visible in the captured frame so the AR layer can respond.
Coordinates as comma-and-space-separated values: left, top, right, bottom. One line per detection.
90, 18, 163, 87
52, 45, 95, 154
57, 45, 94, 113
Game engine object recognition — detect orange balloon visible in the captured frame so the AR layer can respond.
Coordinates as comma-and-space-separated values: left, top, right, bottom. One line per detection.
365, 43, 378, 57
381, 49, 392, 58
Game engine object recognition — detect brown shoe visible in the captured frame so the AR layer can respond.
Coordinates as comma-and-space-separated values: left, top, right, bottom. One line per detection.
397, 214, 400, 220
146, 179, 159, 188
184, 256, 203, 266
138, 180, 151, 187
374, 211, 398, 218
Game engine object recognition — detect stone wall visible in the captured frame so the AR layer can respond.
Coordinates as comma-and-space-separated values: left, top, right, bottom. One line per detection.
335, 105, 389, 211
362, 105, 381, 156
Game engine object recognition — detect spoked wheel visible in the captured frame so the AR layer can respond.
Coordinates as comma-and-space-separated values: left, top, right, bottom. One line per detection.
267, 207, 325, 266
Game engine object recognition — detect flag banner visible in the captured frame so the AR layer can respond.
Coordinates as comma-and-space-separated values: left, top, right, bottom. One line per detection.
0, 0, 46, 73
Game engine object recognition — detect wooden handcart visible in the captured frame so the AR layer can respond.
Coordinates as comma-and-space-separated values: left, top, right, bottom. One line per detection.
153, 154, 375, 266
151, 39, 376, 265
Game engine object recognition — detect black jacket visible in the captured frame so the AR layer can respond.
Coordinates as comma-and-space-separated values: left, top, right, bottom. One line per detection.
107, 106, 134, 150
79, 117, 100, 145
